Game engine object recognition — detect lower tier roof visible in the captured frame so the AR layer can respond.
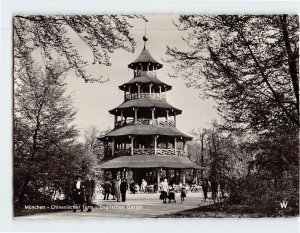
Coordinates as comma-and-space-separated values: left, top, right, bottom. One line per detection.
96, 155, 201, 169
99, 124, 192, 140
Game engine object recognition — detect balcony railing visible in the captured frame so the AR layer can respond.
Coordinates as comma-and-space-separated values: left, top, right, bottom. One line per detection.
112, 148, 186, 157
134, 70, 156, 77
115, 118, 175, 128
125, 92, 166, 101
114, 148, 131, 156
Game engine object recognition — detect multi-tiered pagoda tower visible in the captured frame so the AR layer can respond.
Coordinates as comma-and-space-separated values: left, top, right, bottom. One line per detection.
98, 35, 200, 185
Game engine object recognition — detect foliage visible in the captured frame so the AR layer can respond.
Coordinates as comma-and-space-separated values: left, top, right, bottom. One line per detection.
84, 126, 111, 160
14, 15, 144, 82
14, 57, 97, 208
167, 15, 299, 132
168, 14, 299, 216
188, 126, 252, 180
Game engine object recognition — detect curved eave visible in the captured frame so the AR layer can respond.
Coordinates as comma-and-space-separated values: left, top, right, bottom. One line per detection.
119, 76, 172, 91
128, 48, 163, 70
98, 124, 192, 141
96, 156, 202, 169
109, 99, 182, 115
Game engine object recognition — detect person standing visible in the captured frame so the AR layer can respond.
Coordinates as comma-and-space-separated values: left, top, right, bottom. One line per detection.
120, 179, 128, 202
201, 178, 209, 202
72, 176, 85, 212
180, 185, 186, 203
111, 179, 116, 200
141, 179, 147, 193
103, 180, 112, 200
84, 174, 95, 212
159, 179, 169, 203
211, 177, 218, 203
115, 178, 121, 202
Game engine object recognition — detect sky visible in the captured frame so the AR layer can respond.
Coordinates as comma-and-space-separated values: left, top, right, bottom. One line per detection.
65, 15, 219, 141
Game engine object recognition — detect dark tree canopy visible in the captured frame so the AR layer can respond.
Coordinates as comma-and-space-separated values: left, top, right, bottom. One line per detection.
14, 15, 144, 82
167, 15, 299, 132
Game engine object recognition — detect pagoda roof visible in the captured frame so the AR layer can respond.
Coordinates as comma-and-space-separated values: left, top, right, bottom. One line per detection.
128, 48, 163, 70
119, 75, 172, 91
96, 155, 201, 169
109, 98, 182, 114
99, 124, 192, 140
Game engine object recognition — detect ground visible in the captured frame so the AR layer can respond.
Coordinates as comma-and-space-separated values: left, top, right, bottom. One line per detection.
17, 192, 212, 218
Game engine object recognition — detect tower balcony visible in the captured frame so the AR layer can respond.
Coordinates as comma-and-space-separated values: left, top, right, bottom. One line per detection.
112, 148, 187, 157
134, 70, 156, 78
115, 118, 175, 128
125, 92, 166, 101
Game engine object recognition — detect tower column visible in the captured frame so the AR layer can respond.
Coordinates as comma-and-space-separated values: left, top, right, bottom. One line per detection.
130, 136, 134, 156
149, 84, 152, 98
121, 111, 124, 123
157, 168, 161, 186
151, 108, 155, 125
134, 108, 138, 124
154, 135, 157, 155
182, 169, 186, 184
183, 139, 187, 155
112, 138, 115, 156
124, 86, 126, 100
174, 137, 177, 156
137, 84, 141, 98
159, 86, 162, 98
174, 113, 176, 126
114, 115, 117, 127
166, 110, 169, 124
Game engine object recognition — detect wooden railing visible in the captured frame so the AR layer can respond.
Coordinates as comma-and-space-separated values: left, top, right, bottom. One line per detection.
156, 149, 186, 157
115, 119, 175, 128
112, 148, 186, 157
114, 149, 131, 156
125, 92, 166, 101
134, 70, 156, 77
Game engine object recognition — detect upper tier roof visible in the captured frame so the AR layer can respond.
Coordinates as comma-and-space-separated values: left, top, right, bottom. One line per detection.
109, 98, 182, 115
128, 47, 163, 70
99, 124, 192, 140
119, 75, 172, 91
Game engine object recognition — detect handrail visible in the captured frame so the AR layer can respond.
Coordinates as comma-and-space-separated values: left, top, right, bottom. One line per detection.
125, 92, 166, 101
115, 119, 175, 128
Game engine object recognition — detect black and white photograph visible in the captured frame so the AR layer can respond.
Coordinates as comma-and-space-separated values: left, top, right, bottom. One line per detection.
12, 14, 299, 219
11, 13, 299, 220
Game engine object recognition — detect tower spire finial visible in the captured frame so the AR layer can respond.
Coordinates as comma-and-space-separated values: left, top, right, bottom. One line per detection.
143, 21, 148, 49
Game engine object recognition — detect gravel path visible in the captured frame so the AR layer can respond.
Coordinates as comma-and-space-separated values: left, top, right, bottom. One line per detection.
17, 192, 213, 219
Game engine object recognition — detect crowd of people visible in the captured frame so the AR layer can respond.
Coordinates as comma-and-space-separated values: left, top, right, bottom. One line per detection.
101, 178, 128, 202
72, 174, 96, 212
71, 175, 226, 212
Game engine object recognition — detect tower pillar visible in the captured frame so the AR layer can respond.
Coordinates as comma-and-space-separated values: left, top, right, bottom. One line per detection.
112, 138, 115, 156
114, 115, 117, 127
157, 168, 161, 186
151, 108, 155, 124
182, 169, 186, 184
137, 84, 141, 98
130, 136, 134, 156
134, 108, 138, 124
166, 110, 169, 124
174, 137, 177, 156
154, 135, 157, 155
174, 113, 176, 126
159, 86, 162, 98
149, 83, 152, 96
